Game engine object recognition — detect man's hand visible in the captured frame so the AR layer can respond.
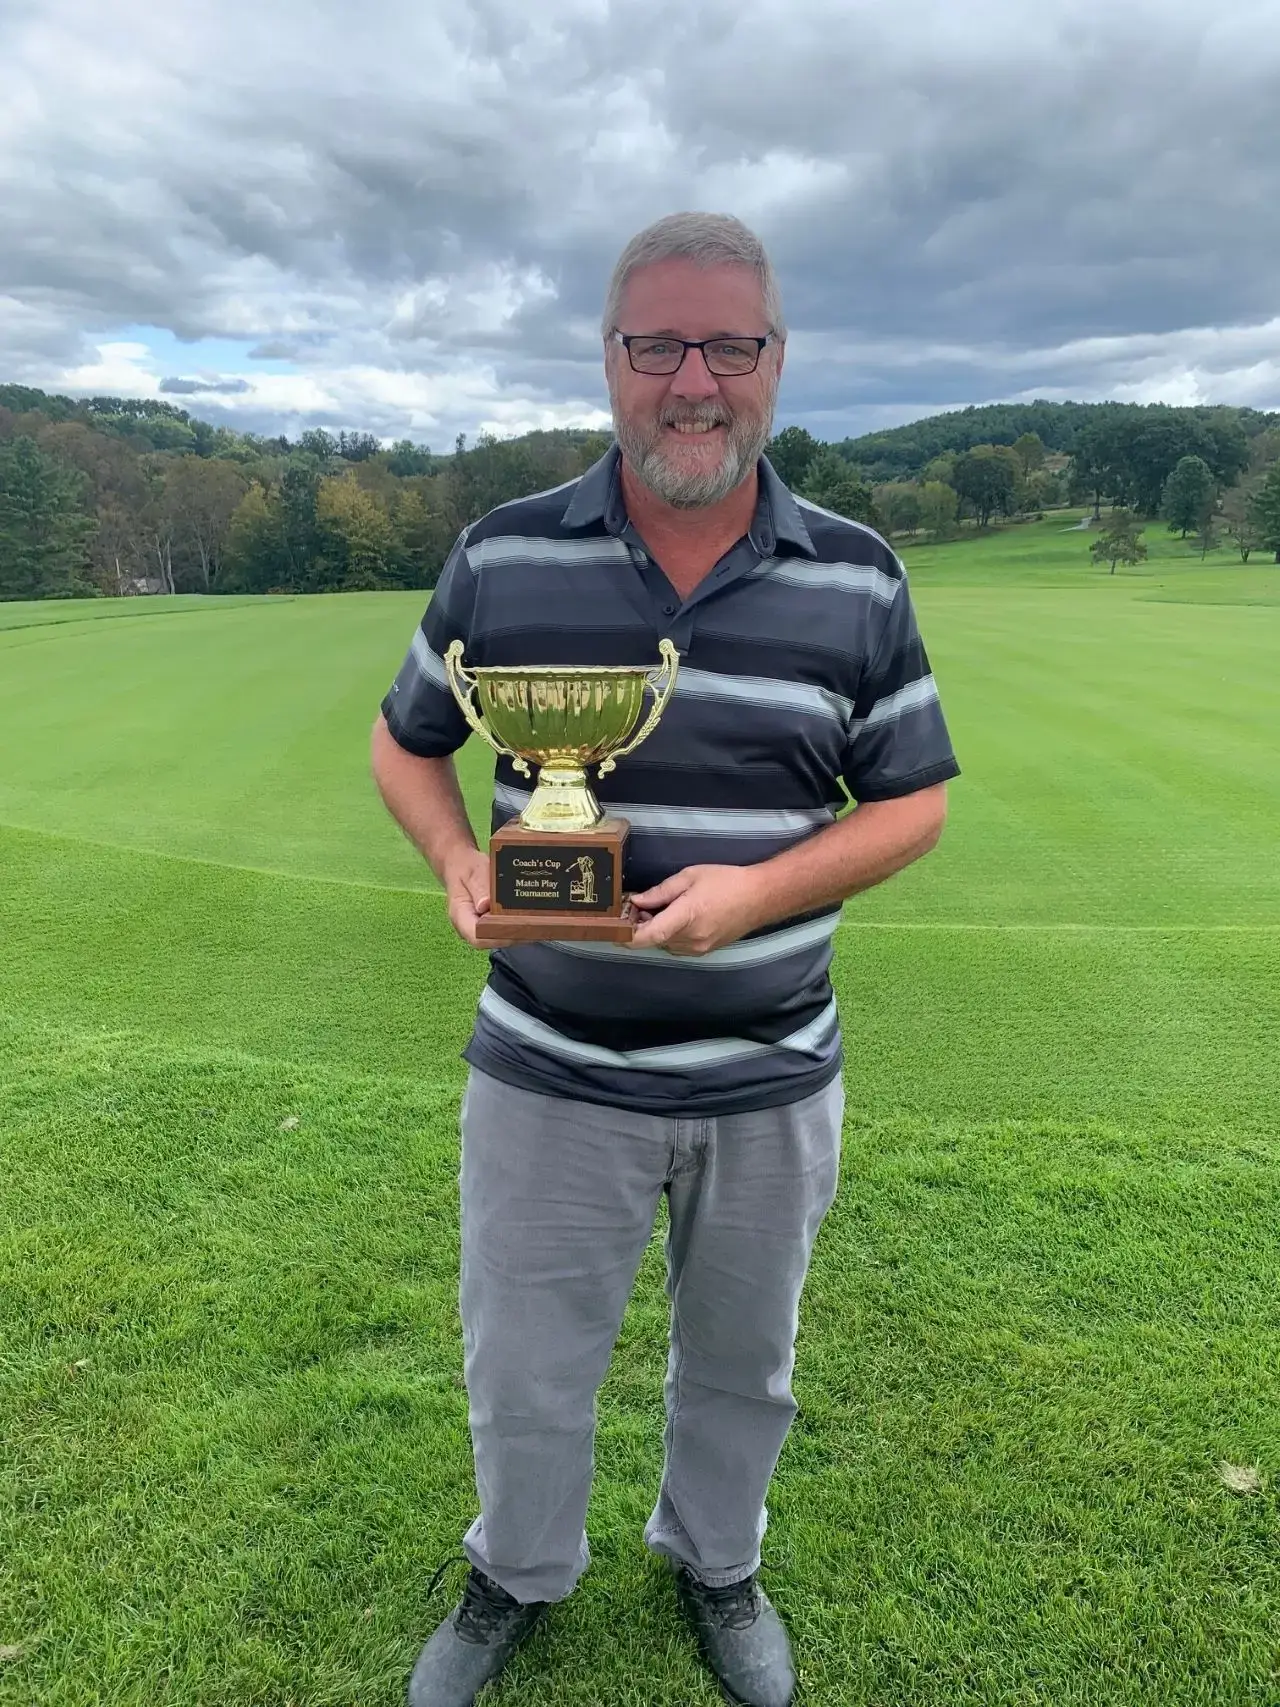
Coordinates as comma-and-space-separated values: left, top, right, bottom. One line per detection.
625, 786, 949, 957
443, 847, 493, 948
628, 865, 768, 956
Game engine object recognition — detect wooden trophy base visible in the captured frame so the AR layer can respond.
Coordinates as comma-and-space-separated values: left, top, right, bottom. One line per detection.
477, 818, 635, 943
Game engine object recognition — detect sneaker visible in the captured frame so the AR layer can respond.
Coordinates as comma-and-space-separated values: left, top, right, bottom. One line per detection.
673, 1566, 796, 1707
406, 1558, 548, 1707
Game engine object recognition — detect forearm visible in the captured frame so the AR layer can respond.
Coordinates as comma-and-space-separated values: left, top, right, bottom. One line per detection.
370, 714, 477, 883
748, 783, 948, 928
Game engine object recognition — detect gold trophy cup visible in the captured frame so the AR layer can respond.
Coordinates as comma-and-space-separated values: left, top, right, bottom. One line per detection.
444, 639, 680, 942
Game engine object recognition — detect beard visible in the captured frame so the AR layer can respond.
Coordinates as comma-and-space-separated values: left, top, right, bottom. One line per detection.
611, 387, 776, 509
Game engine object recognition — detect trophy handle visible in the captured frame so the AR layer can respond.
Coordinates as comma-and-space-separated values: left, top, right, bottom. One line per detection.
598, 639, 680, 777
443, 640, 532, 776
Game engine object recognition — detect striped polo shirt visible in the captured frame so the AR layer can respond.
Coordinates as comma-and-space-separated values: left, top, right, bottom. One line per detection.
381, 444, 959, 1116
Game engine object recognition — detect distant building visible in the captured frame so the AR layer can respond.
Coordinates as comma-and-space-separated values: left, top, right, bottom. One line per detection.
120, 576, 169, 596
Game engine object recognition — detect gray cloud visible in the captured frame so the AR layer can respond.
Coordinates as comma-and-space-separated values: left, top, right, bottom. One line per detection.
2, 0, 1277, 446
159, 376, 252, 395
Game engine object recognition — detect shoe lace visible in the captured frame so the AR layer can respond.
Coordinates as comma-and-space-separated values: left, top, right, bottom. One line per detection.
425, 1554, 521, 1644
699, 1575, 761, 1632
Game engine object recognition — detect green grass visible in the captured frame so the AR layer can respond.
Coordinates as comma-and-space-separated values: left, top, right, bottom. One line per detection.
0, 593, 296, 631
903, 510, 1280, 592
2, 514, 1279, 1704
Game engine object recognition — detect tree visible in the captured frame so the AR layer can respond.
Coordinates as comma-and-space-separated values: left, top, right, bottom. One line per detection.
1197, 409, 1250, 490
765, 425, 821, 490
0, 435, 96, 599
161, 455, 249, 589
921, 453, 957, 488
1066, 406, 1231, 516
337, 430, 380, 462
1012, 431, 1046, 474
392, 483, 453, 587
952, 445, 1019, 527
35, 418, 151, 591
1069, 418, 1123, 519
1161, 455, 1216, 537
1194, 513, 1219, 560
1221, 480, 1263, 562
1249, 464, 1280, 563
221, 482, 284, 592
277, 463, 322, 586
1022, 467, 1062, 513
91, 500, 147, 595
443, 433, 481, 533
458, 432, 541, 522
1122, 411, 1222, 514
142, 477, 177, 592
386, 438, 434, 477
1090, 509, 1147, 574
918, 480, 958, 539
799, 449, 880, 528
873, 482, 923, 536
298, 428, 339, 463
315, 471, 395, 589
1246, 428, 1280, 475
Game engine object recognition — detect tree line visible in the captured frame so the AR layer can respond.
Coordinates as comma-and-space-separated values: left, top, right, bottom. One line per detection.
0, 384, 616, 601
2, 385, 1279, 603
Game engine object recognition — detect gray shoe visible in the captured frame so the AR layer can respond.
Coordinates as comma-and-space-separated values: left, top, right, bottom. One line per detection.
407, 1561, 548, 1707
674, 1567, 796, 1707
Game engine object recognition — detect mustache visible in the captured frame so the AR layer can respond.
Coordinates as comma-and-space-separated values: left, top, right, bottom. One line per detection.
658, 404, 732, 429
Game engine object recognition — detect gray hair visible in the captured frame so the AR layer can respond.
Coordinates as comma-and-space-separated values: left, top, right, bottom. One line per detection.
601, 211, 786, 340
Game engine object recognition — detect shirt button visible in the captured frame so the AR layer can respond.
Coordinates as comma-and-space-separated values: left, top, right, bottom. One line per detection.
662, 603, 676, 616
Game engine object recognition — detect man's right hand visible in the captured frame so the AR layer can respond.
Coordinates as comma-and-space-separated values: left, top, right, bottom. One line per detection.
444, 847, 493, 948
369, 732, 508, 948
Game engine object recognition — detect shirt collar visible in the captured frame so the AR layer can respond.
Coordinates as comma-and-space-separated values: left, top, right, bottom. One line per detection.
559, 444, 619, 530
758, 454, 818, 558
560, 441, 818, 560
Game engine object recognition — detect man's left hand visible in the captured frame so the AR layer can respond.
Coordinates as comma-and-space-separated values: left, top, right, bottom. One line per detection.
627, 865, 768, 956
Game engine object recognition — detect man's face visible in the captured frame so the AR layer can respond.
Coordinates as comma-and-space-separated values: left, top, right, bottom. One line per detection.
606, 258, 783, 509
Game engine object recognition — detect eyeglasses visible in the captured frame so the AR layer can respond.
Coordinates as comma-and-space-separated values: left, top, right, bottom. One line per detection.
610, 331, 776, 377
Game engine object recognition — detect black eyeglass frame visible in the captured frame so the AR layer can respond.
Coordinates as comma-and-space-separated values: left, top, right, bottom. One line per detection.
609, 330, 778, 376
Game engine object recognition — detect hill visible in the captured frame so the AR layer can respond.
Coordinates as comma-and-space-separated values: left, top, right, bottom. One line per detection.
836, 400, 1279, 482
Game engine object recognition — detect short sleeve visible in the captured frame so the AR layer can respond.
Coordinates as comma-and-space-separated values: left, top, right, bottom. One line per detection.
379, 529, 477, 758
842, 575, 960, 802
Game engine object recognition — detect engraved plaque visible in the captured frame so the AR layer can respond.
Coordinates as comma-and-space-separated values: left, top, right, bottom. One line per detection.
493, 844, 614, 912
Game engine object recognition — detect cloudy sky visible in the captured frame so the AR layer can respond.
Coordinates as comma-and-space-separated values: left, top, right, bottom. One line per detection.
2, 0, 1277, 447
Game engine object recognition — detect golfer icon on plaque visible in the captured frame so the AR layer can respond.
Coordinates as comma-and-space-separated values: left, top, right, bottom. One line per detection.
567, 856, 597, 907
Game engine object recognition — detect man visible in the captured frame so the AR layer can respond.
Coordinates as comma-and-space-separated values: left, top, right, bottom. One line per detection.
372, 212, 959, 1707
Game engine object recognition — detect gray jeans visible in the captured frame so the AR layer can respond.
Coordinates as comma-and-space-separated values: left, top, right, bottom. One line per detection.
457, 1066, 844, 1604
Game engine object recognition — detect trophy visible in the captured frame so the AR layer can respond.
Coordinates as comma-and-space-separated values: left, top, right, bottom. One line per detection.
444, 640, 680, 943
